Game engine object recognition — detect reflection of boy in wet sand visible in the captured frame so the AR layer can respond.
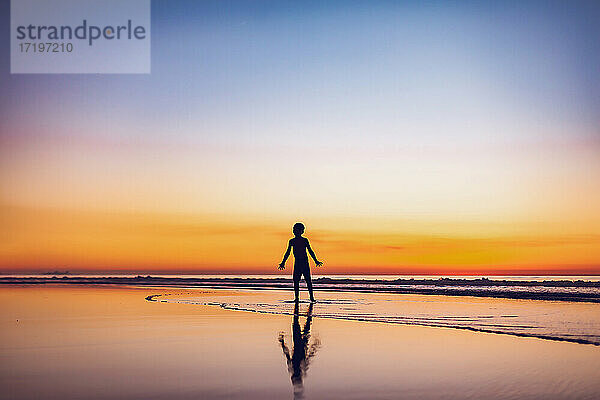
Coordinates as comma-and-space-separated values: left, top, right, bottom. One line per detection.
279, 302, 320, 399
278, 223, 323, 302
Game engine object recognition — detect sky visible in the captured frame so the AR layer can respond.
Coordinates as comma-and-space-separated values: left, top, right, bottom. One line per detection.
1, 0, 599, 274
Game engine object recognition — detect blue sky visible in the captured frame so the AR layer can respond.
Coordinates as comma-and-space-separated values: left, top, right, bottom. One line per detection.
2, 0, 599, 147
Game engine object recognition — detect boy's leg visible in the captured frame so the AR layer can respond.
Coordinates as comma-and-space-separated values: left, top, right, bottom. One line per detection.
293, 268, 301, 301
303, 268, 315, 301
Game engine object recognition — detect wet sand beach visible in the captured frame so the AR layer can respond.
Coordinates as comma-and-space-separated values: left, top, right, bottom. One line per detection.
2, 285, 600, 399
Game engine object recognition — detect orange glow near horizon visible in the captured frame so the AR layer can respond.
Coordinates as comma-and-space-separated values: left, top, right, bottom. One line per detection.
2, 204, 599, 275
1, 134, 599, 275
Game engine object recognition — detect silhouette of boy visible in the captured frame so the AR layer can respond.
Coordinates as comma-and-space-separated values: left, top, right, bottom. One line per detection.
278, 223, 323, 302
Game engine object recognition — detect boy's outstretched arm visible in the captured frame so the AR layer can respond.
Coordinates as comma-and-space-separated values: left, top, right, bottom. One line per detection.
306, 240, 323, 267
278, 333, 291, 361
278, 240, 292, 270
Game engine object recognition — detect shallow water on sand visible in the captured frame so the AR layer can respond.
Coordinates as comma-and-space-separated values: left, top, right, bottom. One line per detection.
157, 289, 600, 345
2, 285, 600, 400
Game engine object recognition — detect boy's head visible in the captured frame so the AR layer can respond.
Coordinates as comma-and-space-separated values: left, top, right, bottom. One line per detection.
293, 222, 305, 236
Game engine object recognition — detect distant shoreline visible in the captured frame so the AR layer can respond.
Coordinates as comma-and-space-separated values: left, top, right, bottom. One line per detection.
2, 276, 600, 303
